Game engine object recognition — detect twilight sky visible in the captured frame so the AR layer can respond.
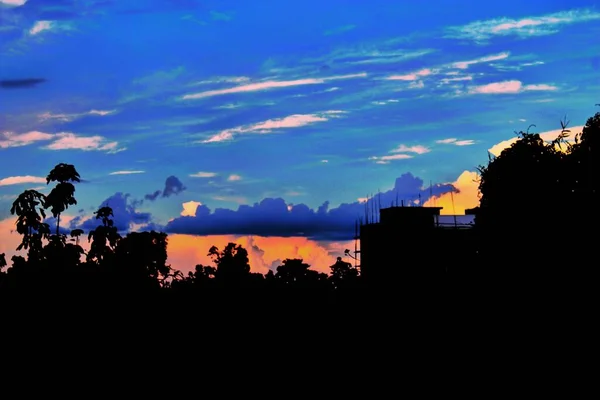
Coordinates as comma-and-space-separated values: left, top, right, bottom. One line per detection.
1, 0, 599, 272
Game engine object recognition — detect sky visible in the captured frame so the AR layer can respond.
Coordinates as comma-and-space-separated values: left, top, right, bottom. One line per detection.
1, 0, 599, 273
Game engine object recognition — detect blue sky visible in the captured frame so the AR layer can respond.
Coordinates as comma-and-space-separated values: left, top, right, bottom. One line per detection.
1, 0, 599, 243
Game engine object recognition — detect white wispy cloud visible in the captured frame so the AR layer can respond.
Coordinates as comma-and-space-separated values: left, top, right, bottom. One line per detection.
193, 76, 251, 85
370, 144, 430, 164
109, 170, 145, 175
445, 9, 600, 43
0, 175, 46, 186
450, 52, 509, 69
371, 99, 399, 105
43, 132, 124, 153
38, 109, 116, 123
490, 60, 544, 71
440, 76, 473, 84
0, 131, 54, 148
200, 111, 347, 143
227, 174, 242, 181
386, 68, 437, 81
467, 80, 558, 94
383, 52, 507, 88
213, 103, 242, 110
436, 138, 475, 146
30, 20, 52, 35
189, 171, 218, 178
182, 73, 367, 100
345, 49, 435, 65
0, 0, 27, 6
391, 144, 431, 154
369, 154, 414, 164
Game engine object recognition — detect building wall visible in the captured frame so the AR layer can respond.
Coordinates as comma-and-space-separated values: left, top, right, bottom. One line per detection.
359, 224, 478, 281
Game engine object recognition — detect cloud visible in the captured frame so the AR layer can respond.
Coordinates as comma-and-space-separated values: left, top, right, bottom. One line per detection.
181, 201, 202, 217
165, 173, 455, 241
423, 171, 480, 215
194, 76, 250, 85
227, 174, 242, 181
200, 111, 347, 143
162, 176, 187, 197
189, 171, 217, 178
39, 109, 116, 123
445, 9, 600, 43
0, 78, 46, 89
436, 138, 475, 146
382, 52, 507, 89
386, 68, 437, 81
369, 154, 413, 164
371, 99, 399, 105
144, 175, 187, 201
43, 132, 124, 153
347, 49, 434, 65
165, 234, 346, 275
490, 60, 544, 72
369, 144, 430, 164
0, 131, 54, 148
324, 24, 356, 36
109, 170, 145, 175
439, 76, 473, 84
0, 0, 27, 6
0, 175, 46, 186
391, 144, 431, 155
488, 125, 584, 157
450, 52, 510, 69
181, 73, 367, 100
72, 193, 153, 233
467, 80, 558, 94
30, 20, 52, 35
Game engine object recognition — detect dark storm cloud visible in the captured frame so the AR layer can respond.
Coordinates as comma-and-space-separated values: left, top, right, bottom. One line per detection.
165, 173, 457, 241
144, 175, 187, 201
0, 78, 46, 89
70, 192, 152, 233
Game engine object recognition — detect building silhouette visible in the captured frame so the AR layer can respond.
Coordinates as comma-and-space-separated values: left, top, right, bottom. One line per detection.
359, 205, 477, 281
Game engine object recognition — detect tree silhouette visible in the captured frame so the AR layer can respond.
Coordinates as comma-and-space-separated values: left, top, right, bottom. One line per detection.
87, 206, 121, 265
275, 258, 328, 287
114, 231, 177, 287
329, 256, 359, 289
208, 243, 251, 282
45, 163, 80, 236
10, 189, 50, 262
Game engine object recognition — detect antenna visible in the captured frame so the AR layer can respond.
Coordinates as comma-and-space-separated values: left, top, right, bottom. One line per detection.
430, 180, 433, 207
396, 191, 399, 207
377, 190, 382, 221
450, 191, 457, 228
354, 220, 358, 268
371, 193, 375, 223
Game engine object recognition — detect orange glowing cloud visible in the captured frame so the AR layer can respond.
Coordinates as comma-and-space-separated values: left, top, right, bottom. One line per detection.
424, 170, 480, 215
166, 234, 352, 275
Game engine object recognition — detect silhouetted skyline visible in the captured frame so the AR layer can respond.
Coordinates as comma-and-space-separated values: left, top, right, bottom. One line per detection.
1, 0, 599, 272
